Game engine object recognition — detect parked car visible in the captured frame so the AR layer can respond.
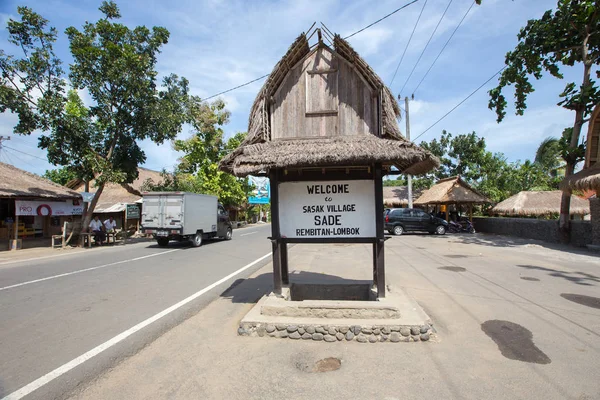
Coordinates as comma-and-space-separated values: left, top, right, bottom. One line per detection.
384, 208, 448, 235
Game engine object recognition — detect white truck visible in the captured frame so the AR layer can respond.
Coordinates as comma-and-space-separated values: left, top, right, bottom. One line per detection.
140, 192, 233, 247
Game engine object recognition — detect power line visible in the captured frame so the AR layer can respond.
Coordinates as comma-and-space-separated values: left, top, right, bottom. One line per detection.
5, 148, 37, 168
412, 0, 476, 96
200, 74, 270, 102
389, 0, 428, 87
3, 145, 48, 161
201, 0, 421, 102
412, 66, 506, 142
344, 0, 421, 40
399, 0, 453, 96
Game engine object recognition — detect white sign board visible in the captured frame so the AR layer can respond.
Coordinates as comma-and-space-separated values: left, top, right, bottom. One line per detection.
278, 180, 376, 238
15, 200, 83, 216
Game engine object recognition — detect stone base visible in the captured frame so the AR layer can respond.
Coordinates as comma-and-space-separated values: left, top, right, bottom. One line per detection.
238, 285, 433, 343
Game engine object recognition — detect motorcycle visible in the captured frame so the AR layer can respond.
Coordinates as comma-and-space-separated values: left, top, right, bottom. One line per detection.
448, 219, 476, 234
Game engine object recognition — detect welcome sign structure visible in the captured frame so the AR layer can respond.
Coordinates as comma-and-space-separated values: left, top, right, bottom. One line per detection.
279, 180, 376, 238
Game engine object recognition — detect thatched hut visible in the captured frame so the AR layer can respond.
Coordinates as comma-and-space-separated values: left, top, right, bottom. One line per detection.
491, 190, 589, 217
414, 176, 490, 221
0, 162, 81, 246
219, 33, 438, 177
219, 26, 439, 298
560, 103, 600, 248
383, 186, 423, 208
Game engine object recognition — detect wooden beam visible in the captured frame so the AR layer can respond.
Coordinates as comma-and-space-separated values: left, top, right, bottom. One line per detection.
373, 163, 385, 298
269, 169, 283, 296
281, 242, 289, 285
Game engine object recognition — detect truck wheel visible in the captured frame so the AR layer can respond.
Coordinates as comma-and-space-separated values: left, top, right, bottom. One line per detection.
156, 238, 169, 247
225, 228, 233, 240
191, 232, 203, 247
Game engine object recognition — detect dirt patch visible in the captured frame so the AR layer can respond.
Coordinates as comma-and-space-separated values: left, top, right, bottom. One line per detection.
560, 293, 600, 310
520, 277, 540, 282
314, 357, 341, 372
438, 266, 466, 272
294, 357, 341, 373
481, 320, 551, 364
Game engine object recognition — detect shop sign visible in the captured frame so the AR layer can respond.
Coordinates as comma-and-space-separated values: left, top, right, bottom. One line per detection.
15, 199, 83, 216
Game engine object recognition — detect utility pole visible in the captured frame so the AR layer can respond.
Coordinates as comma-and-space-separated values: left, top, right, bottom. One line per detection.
404, 97, 413, 208
0, 136, 10, 156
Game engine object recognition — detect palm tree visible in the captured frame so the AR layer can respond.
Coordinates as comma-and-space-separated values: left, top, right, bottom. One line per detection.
534, 137, 564, 178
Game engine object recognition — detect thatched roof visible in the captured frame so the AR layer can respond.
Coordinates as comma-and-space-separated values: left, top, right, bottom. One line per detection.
219, 29, 438, 177
584, 103, 600, 168
414, 176, 490, 205
68, 167, 164, 212
0, 162, 81, 199
560, 163, 600, 193
223, 136, 437, 177
491, 190, 590, 216
383, 186, 423, 207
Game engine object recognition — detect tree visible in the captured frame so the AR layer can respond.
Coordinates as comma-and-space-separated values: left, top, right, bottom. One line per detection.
487, 0, 600, 236
1, 2, 191, 232
0, 6, 65, 135
383, 176, 408, 186
43, 166, 77, 186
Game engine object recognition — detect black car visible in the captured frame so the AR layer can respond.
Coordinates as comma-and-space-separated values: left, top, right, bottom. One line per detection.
384, 208, 448, 235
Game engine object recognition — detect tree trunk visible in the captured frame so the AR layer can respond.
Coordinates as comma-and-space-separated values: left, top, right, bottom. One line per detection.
66, 183, 105, 246
558, 49, 592, 242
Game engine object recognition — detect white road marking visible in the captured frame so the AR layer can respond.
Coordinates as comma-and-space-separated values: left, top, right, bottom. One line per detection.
0, 249, 180, 292
240, 231, 258, 236
1, 252, 272, 400
0, 241, 150, 266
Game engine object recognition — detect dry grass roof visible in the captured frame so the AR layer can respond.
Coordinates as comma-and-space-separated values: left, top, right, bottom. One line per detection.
414, 176, 490, 205
383, 186, 423, 207
491, 190, 590, 216
560, 164, 600, 193
219, 29, 438, 177
222, 136, 438, 177
0, 162, 81, 199
68, 167, 164, 212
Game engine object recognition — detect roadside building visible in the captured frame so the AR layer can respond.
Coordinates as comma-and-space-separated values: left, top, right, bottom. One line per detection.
383, 186, 423, 208
490, 190, 590, 218
67, 167, 165, 235
0, 162, 82, 249
560, 102, 600, 248
414, 176, 490, 221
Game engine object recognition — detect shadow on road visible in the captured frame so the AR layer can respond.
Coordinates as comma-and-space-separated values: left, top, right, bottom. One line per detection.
145, 238, 225, 250
219, 271, 373, 304
516, 264, 599, 286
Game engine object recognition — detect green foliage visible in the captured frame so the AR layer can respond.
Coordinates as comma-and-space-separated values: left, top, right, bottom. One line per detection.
488, 0, 600, 123
416, 130, 556, 203
142, 99, 249, 207
383, 176, 408, 186
0, 6, 65, 135
43, 166, 77, 186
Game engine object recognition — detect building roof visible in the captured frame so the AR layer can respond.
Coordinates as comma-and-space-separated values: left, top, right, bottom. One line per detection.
491, 190, 590, 216
219, 29, 439, 177
383, 185, 423, 207
414, 176, 490, 205
0, 162, 81, 200
68, 167, 164, 212
560, 163, 600, 193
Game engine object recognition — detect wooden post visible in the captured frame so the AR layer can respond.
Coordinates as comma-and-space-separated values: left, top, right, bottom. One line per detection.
281, 242, 289, 285
372, 242, 377, 290
14, 214, 18, 241
269, 169, 283, 296
374, 163, 385, 298
469, 204, 473, 223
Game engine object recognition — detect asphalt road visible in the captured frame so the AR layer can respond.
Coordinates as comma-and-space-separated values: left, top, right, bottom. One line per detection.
0, 223, 273, 400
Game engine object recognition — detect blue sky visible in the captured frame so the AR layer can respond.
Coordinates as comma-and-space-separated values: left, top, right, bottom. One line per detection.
0, 0, 586, 176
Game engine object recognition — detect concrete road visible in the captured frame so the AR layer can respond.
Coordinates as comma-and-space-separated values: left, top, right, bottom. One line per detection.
66, 233, 600, 400
0, 223, 273, 400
